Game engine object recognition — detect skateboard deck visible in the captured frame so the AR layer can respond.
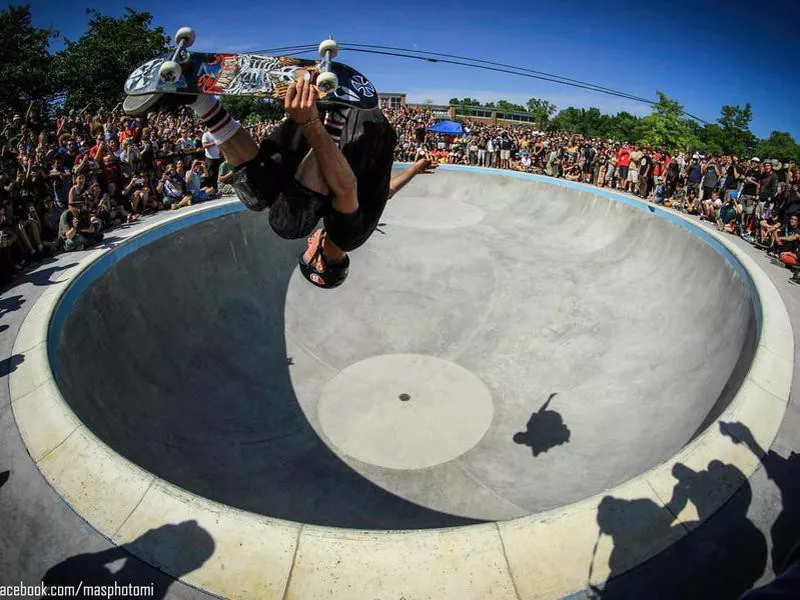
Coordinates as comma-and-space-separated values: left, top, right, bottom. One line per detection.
124, 52, 378, 110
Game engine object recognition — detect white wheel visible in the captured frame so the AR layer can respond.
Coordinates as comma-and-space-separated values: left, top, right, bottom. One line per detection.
318, 39, 338, 59
317, 71, 338, 94
175, 27, 196, 47
159, 61, 182, 84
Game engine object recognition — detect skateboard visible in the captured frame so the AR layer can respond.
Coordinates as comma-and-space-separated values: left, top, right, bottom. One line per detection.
123, 27, 377, 115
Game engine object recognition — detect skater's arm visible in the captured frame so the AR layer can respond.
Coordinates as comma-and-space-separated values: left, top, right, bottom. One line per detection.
388, 158, 437, 200
287, 79, 357, 212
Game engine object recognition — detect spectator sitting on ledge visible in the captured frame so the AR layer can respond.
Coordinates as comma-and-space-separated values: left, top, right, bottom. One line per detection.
59, 194, 103, 252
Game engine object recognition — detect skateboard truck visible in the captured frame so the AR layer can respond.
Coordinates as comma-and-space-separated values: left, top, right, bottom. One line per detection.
159, 27, 196, 84
316, 37, 339, 94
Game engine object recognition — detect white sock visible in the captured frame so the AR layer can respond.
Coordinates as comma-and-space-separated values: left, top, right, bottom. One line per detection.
191, 96, 241, 145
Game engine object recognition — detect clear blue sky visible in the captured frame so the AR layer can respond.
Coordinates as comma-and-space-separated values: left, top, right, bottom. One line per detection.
25, 0, 800, 139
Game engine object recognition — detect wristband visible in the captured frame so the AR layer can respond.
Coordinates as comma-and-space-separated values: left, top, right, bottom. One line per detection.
298, 117, 320, 127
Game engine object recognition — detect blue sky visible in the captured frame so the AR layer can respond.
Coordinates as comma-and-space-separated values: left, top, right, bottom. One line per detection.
26, 0, 800, 139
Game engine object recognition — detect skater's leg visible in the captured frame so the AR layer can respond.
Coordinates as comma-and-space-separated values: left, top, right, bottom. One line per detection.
187, 96, 257, 166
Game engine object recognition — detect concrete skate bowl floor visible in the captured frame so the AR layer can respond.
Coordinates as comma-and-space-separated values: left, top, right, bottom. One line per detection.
10, 166, 792, 598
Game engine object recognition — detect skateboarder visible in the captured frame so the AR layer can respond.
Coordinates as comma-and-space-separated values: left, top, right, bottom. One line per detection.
144, 78, 434, 288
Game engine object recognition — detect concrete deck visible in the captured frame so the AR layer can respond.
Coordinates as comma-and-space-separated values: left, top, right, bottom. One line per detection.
0, 165, 795, 599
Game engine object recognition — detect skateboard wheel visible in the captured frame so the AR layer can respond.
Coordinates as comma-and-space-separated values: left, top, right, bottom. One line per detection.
159, 60, 182, 84
317, 71, 338, 94
318, 39, 338, 59
175, 27, 196, 47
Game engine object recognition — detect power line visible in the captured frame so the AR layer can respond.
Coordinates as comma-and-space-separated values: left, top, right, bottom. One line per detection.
237, 41, 710, 124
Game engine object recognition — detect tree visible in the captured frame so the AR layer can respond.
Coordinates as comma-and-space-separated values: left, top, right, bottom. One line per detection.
548, 106, 583, 133
221, 96, 283, 124
696, 123, 725, 157
717, 104, 755, 157
449, 97, 481, 106
526, 98, 556, 129
54, 8, 169, 108
495, 99, 526, 113
636, 91, 692, 151
0, 4, 58, 110
606, 112, 642, 143
755, 131, 800, 163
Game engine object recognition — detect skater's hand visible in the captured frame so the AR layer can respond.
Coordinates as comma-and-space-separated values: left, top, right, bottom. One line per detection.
285, 77, 319, 126
412, 157, 438, 175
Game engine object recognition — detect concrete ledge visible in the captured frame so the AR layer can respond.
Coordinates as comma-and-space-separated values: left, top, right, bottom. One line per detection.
9, 168, 793, 599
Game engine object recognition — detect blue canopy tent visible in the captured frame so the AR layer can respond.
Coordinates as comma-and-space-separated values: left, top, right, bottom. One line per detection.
426, 120, 464, 135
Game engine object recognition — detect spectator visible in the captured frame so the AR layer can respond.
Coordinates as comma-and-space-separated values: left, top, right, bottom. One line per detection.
58, 194, 103, 252
202, 129, 222, 190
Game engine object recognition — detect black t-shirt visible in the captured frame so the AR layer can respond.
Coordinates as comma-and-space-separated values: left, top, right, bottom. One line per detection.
666, 162, 680, 180
760, 172, 778, 200
339, 108, 398, 222
640, 155, 652, 176
742, 169, 759, 196
725, 165, 740, 189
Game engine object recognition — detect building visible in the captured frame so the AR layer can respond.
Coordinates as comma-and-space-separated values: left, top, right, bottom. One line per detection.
378, 93, 407, 110
386, 94, 539, 126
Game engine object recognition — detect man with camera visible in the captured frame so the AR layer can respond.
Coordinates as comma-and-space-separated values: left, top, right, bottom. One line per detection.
58, 193, 103, 252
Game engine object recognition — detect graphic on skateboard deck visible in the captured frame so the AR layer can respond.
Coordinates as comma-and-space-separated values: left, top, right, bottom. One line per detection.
123, 28, 377, 112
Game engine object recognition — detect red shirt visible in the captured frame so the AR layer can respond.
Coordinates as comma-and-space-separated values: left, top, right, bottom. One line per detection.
616, 148, 631, 168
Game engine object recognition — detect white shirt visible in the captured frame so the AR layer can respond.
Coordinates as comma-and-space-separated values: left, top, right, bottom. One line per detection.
202, 131, 220, 160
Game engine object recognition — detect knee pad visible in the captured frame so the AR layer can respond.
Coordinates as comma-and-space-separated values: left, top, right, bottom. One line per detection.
230, 151, 287, 212
323, 207, 368, 252
268, 180, 329, 240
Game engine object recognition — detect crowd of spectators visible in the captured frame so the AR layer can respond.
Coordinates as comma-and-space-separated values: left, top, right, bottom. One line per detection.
384, 105, 800, 269
1, 100, 798, 288
0, 102, 227, 285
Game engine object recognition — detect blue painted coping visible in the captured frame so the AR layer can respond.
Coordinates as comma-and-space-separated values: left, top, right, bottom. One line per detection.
47, 164, 762, 380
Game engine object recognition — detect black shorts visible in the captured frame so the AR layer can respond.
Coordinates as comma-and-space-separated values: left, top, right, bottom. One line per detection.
618, 166, 629, 180
234, 109, 397, 252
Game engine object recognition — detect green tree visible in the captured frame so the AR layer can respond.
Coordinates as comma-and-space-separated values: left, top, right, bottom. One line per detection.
0, 4, 58, 110
636, 91, 692, 151
755, 131, 800, 162
221, 96, 283, 124
606, 112, 642, 143
495, 99, 526, 113
448, 97, 481, 106
695, 123, 725, 157
526, 97, 556, 129
717, 104, 755, 157
548, 106, 583, 133
55, 8, 169, 108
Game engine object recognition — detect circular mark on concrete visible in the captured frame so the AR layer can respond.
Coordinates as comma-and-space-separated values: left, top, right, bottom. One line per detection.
384, 196, 484, 230
318, 354, 494, 470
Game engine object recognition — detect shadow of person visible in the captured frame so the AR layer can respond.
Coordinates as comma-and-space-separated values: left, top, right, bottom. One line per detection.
40, 520, 215, 599
0, 354, 24, 377
0, 470, 9, 489
0, 294, 24, 318
591, 458, 766, 599
721, 420, 800, 575
513, 393, 570, 456
16, 263, 79, 287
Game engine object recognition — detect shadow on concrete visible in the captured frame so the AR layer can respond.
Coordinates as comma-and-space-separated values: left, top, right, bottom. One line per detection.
40, 521, 214, 600
0, 470, 8, 490
56, 213, 483, 530
582, 420, 800, 599
513, 393, 571, 457
0, 354, 24, 377
15, 263, 78, 288
0, 294, 25, 319
720, 421, 800, 576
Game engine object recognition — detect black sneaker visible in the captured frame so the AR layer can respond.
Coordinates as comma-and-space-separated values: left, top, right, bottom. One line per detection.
123, 92, 197, 116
